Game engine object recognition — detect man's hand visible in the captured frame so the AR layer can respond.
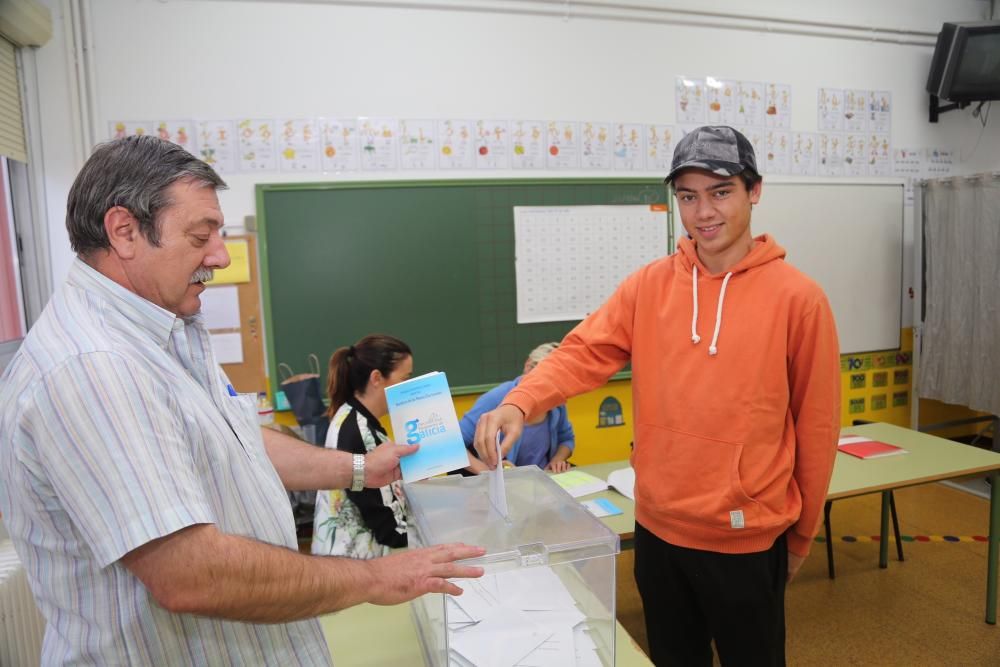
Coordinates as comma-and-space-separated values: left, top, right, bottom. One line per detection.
365, 441, 418, 487
787, 551, 806, 582
472, 404, 525, 468
545, 459, 570, 473
366, 543, 486, 604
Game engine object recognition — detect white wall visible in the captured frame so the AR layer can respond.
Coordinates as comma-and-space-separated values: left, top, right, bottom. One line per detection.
33, 0, 1000, 315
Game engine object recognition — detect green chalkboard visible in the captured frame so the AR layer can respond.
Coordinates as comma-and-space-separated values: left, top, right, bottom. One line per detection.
257, 179, 669, 394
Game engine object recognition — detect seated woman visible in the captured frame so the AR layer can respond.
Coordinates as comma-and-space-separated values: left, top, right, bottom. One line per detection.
460, 342, 575, 473
311, 334, 412, 558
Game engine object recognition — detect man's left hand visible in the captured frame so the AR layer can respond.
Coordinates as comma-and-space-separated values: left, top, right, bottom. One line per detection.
787, 551, 806, 581
365, 442, 418, 487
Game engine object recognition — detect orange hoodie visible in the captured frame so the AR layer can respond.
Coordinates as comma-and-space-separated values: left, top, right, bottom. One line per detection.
503, 234, 840, 557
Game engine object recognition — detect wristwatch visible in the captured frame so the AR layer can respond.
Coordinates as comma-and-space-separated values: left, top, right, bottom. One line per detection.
351, 453, 366, 492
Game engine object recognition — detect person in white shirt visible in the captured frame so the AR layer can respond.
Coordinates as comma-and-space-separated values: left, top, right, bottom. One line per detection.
0, 135, 483, 665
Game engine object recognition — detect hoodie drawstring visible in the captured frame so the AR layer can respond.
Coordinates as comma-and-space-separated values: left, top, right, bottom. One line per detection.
690, 265, 701, 344
690, 267, 733, 356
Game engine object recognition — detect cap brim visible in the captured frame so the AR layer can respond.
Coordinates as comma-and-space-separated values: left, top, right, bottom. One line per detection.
664, 160, 745, 183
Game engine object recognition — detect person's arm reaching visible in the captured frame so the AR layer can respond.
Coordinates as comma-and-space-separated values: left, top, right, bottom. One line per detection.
261, 426, 414, 491
473, 269, 641, 466
786, 295, 841, 579
122, 524, 484, 622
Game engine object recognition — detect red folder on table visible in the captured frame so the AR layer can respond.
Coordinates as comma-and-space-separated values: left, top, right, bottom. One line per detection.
837, 435, 907, 459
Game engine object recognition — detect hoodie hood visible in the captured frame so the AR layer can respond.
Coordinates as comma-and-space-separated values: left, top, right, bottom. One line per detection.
677, 234, 787, 356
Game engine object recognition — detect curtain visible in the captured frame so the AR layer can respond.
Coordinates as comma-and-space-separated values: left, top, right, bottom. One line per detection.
919, 176, 1000, 416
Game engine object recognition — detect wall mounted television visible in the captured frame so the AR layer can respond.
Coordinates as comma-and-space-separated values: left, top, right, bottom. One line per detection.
926, 20, 1000, 104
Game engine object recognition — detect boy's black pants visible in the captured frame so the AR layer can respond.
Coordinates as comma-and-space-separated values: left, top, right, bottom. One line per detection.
633, 522, 788, 667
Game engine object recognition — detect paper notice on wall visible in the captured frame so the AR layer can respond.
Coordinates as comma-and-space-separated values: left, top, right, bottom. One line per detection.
200, 285, 241, 330
437, 119, 476, 169
277, 118, 321, 173
358, 117, 399, 171
197, 120, 238, 173
511, 120, 546, 170
579, 121, 612, 170
399, 119, 437, 169
236, 119, 277, 172
319, 118, 360, 172
210, 332, 244, 365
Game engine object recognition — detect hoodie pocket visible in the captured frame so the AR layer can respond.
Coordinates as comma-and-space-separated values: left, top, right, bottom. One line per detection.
633, 423, 760, 530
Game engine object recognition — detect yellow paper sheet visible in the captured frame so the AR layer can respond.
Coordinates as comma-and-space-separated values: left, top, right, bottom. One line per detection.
207, 239, 250, 284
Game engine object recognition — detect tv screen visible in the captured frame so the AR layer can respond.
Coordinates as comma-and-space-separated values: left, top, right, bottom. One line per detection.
926, 21, 1000, 103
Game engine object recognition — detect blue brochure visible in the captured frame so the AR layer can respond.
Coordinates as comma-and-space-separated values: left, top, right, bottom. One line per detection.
385, 371, 470, 483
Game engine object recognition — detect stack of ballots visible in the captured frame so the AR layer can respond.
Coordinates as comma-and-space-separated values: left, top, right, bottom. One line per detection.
405, 466, 620, 667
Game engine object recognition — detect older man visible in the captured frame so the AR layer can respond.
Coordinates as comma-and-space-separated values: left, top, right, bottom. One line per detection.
0, 136, 482, 665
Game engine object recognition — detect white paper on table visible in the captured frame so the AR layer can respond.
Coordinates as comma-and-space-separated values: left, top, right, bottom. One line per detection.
200, 285, 241, 330
449, 578, 501, 622
210, 332, 243, 364
607, 467, 635, 500
489, 435, 509, 517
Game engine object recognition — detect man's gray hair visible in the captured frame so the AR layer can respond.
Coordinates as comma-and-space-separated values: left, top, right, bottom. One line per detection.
66, 135, 227, 254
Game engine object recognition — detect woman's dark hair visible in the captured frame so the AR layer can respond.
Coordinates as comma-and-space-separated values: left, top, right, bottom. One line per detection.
326, 334, 412, 416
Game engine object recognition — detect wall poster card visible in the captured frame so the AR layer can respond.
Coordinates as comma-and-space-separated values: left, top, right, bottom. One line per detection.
645, 124, 674, 172
197, 120, 237, 173
580, 121, 612, 169
109, 121, 153, 140
399, 119, 437, 169
791, 132, 817, 176
358, 117, 399, 171
762, 130, 790, 175
736, 81, 766, 128
844, 89, 869, 132
547, 120, 581, 169
842, 133, 868, 177
153, 120, 197, 155
893, 147, 924, 206
818, 88, 845, 132
437, 119, 475, 169
277, 118, 320, 172
925, 148, 955, 178
475, 119, 510, 169
675, 76, 707, 124
817, 132, 844, 177
868, 134, 892, 176
764, 83, 791, 129
319, 118, 360, 172
737, 126, 765, 166
869, 90, 892, 134
510, 120, 546, 169
613, 123, 644, 170
236, 119, 277, 172
706, 78, 738, 126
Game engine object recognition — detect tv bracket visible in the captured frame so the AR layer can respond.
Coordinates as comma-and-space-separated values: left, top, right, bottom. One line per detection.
929, 94, 971, 123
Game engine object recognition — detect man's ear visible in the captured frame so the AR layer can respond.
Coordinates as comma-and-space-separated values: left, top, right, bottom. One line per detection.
104, 206, 140, 259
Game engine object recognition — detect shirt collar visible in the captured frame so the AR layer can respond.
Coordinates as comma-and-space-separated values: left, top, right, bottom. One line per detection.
67, 257, 198, 347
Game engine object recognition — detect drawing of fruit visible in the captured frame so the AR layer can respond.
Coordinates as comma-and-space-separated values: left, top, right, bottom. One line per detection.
442, 145, 453, 155
768, 152, 774, 160
710, 101, 721, 112
845, 112, 854, 119
514, 145, 525, 155
478, 146, 488, 155
549, 146, 559, 156
283, 148, 296, 160
325, 145, 336, 158
766, 105, 777, 115
680, 100, 689, 111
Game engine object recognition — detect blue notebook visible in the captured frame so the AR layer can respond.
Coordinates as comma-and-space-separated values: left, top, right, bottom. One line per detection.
385, 371, 470, 483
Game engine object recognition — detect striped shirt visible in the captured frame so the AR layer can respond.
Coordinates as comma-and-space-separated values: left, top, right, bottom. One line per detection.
0, 260, 331, 665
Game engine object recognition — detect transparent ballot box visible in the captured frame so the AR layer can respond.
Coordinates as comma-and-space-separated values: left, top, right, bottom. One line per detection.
406, 466, 620, 667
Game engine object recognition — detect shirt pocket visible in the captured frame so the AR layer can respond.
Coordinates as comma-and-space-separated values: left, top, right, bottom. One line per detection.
633, 423, 761, 530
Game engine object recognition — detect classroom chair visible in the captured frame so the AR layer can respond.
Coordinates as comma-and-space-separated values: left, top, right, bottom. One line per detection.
823, 420, 905, 580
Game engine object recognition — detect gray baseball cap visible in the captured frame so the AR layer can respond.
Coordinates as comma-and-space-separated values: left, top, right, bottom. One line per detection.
665, 125, 759, 183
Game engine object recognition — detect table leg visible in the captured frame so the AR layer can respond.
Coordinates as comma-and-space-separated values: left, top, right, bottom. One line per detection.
879, 491, 890, 569
987, 471, 999, 625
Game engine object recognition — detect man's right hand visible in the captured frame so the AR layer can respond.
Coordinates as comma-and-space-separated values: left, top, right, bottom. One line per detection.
366, 543, 486, 605
472, 404, 525, 469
